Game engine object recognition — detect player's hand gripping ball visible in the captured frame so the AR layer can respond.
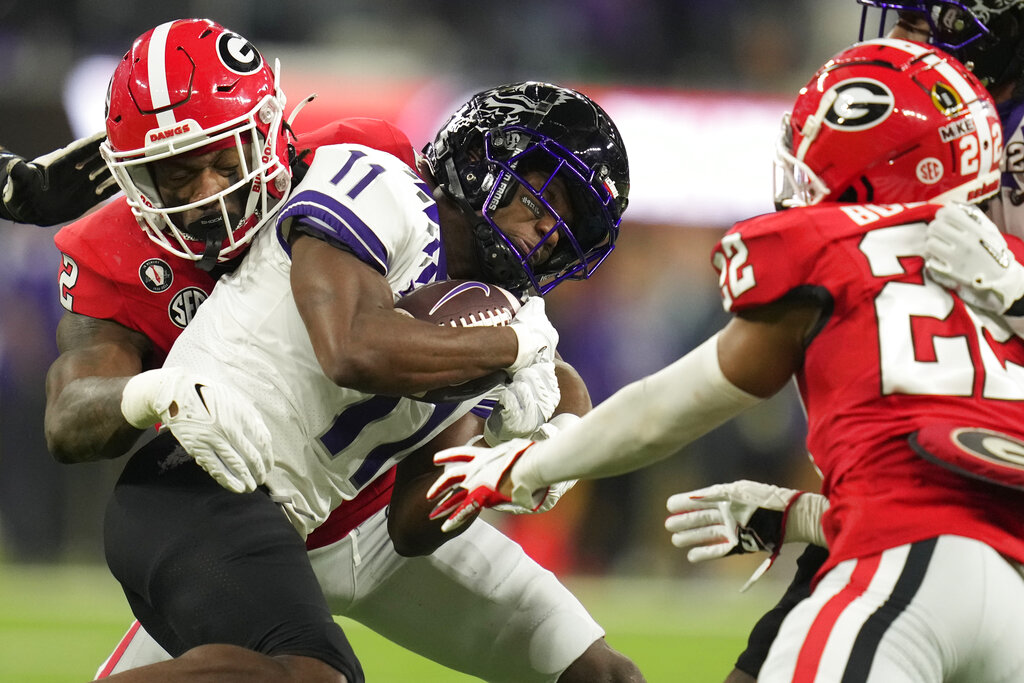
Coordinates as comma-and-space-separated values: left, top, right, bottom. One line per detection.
396, 280, 521, 402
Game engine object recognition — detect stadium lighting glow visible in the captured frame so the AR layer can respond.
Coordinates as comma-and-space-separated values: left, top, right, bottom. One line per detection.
64, 56, 789, 228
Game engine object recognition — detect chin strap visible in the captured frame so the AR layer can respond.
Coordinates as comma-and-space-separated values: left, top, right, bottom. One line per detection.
197, 238, 220, 272
187, 214, 228, 272
471, 218, 530, 294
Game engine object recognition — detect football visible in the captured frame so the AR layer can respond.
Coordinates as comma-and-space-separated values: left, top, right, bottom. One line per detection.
396, 280, 521, 403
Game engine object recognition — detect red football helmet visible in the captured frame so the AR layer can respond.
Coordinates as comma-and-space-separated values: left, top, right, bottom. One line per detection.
101, 18, 292, 266
775, 37, 1002, 208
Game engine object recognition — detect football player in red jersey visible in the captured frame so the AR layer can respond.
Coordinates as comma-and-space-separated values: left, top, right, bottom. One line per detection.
45, 18, 640, 683
0, 134, 117, 226
43, 18, 418, 683
663, 4, 1024, 681
428, 38, 1024, 681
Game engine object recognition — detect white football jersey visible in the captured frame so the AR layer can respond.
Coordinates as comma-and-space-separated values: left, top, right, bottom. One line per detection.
164, 144, 483, 536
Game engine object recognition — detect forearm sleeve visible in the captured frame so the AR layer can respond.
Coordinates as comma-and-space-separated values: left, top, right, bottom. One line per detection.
513, 334, 762, 490
784, 492, 829, 548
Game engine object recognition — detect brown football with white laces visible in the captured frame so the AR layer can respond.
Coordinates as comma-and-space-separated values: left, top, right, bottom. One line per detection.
396, 280, 521, 402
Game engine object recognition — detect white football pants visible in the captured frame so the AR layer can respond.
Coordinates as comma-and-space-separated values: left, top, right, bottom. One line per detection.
759, 535, 1024, 683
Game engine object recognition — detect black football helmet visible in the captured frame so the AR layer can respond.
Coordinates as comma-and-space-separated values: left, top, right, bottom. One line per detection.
424, 81, 629, 295
858, 1, 1024, 96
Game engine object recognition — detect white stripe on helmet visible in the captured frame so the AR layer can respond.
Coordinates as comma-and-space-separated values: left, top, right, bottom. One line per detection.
147, 21, 177, 129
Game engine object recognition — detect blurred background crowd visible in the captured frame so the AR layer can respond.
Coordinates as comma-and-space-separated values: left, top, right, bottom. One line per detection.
0, 0, 861, 576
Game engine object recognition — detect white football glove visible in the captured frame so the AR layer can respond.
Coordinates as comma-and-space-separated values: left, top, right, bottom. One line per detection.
925, 203, 1024, 314
484, 361, 560, 445
506, 296, 558, 373
121, 368, 274, 494
665, 480, 829, 590
2, 132, 118, 226
427, 437, 542, 532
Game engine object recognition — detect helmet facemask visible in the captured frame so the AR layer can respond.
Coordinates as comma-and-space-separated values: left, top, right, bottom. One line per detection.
774, 113, 833, 208
859, 1, 991, 50
103, 91, 288, 269
475, 127, 620, 294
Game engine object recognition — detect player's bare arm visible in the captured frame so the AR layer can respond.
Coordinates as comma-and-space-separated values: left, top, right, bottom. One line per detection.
290, 235, 526, 395
44, 312, 152, 463
391, 358, 592, 556
717, 297, 823, 397
550, 356, 592, 416
390, 412, 486, 556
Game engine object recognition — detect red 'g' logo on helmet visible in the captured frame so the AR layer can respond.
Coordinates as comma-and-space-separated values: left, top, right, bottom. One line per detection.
217, 32, 262, 75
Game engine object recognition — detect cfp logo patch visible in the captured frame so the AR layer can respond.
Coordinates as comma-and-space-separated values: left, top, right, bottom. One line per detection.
139, 259, 173, 293
930, 82, 963, 116
168, 287, 208, 329
823, 79, 894, 131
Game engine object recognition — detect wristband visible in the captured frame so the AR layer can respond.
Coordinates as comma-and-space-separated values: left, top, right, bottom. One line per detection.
120, 369, 175, 429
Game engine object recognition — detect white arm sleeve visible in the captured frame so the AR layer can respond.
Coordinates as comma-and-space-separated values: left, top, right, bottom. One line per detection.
512, 333, 762, 491
785, 492, 830, 548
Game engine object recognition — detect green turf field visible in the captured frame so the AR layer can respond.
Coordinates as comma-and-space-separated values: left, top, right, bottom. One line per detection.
0, 561, 783, 682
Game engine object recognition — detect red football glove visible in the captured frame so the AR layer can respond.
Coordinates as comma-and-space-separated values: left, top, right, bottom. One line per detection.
427, 438, 541, 532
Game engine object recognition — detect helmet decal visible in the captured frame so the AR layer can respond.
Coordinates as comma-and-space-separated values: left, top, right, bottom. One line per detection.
931, 81, 964, 114
217, 32, 262, 75
916, 157, 946, 183
824, 80, 895, 130
938, 117, 977, 141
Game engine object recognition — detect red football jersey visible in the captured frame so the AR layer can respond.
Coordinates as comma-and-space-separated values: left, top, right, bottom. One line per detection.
55, 118, 416, 363
54, 117, 415, 547
714, 202, 1024, 578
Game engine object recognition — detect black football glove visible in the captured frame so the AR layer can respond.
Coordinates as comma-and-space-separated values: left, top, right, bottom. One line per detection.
1, 132, 119, 226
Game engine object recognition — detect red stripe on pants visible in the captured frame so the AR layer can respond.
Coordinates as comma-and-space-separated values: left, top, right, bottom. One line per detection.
793, 554, 882, 682
96, 619, 142, 678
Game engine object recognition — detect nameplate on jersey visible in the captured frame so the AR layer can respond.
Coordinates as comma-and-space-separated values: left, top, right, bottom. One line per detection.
909, 424, 1024, 492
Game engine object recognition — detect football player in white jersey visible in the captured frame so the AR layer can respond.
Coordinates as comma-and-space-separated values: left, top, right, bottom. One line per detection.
87, 22, 640, 683
0, 135, 117, 226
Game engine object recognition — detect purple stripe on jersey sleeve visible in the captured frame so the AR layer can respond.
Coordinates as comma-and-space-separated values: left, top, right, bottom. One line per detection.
348, 402, 462, 488
413, 179, 432, 199
277, 189, 390, 269
415, 237, 445, 286
470, 399, 496, 420
320, 396, 402, 456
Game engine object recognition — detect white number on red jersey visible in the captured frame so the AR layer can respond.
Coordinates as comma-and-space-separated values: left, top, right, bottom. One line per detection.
860, 223, 1024, 399
58, 253, 79, 310
714, 233, 756, 310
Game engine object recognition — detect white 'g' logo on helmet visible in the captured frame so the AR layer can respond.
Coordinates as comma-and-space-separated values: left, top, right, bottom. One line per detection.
824, 79, 895, 131
217, 32, 262, 75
